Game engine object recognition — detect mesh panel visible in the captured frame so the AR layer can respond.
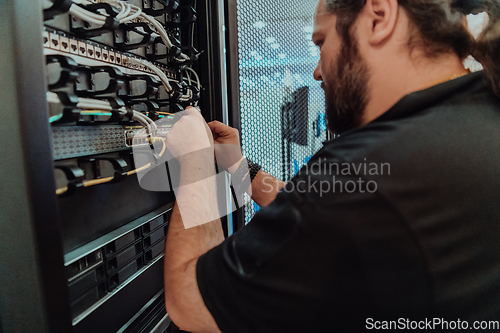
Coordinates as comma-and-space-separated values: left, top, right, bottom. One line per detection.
235, 0, 326, 223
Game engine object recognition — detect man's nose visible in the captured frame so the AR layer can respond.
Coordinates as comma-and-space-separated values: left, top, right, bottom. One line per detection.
313, 63, 322, 81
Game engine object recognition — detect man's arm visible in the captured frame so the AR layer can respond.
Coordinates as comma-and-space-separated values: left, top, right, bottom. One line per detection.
163, 108, 224, 332
250, 169, 285, 207
208, 121, 285, 207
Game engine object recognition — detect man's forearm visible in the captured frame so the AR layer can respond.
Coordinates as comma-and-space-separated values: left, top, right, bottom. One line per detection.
250, 170, 285, 207
164, 153, 224, 266
164, 154, 224, 326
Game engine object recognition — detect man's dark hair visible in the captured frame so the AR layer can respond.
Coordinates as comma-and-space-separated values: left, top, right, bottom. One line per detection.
325, 0, 500, 96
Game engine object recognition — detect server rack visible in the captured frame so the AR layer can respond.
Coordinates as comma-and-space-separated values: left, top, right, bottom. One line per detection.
0, 0, 233, 332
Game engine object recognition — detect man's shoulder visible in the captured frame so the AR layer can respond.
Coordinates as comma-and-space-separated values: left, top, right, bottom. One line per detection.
317, 80, 500, 167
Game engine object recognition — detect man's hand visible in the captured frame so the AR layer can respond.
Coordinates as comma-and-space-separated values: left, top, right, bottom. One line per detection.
208, 121, 243, 172
166, 107, 214, 164
208, 120, 240, 146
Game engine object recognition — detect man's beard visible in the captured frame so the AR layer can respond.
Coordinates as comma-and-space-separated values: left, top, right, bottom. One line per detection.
323, 33, 370, 136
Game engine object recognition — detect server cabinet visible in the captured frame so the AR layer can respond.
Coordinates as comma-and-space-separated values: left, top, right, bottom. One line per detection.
0, 0, 231, 332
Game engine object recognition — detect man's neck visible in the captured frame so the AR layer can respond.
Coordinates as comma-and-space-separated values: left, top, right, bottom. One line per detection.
362, 52, 468, 125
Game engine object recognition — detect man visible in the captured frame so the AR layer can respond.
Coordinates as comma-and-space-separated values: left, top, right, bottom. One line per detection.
163, 0, 500, 331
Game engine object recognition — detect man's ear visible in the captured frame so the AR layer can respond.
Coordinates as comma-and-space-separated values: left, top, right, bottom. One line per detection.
363, 0, 399, 46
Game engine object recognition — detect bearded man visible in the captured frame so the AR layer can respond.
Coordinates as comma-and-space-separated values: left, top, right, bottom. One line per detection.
161, 0, 500, 331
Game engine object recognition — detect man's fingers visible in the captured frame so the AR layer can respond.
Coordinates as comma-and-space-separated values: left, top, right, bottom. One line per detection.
184, 106, 199, 115
207, 121, 225, 133
208, 121, 236, 137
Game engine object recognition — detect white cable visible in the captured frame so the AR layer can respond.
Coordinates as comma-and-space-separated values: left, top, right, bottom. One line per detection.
78, 98, 112, 107
78, 97, 111, 106
47, 93, 114, 110
47, 92, 60, 104
77, 99, 113, 111
73, 4, 106, 20
118, 3, 131, 21
113, 2, 126, 20
179, 89, 193, 102
139, 110, 155, 127
138, 12, 174, 48
78, 103, 113, 110
46, 91, 157, 134
133, 110, 157, 136
183, 68, 201, 105
133, 110, 153, 127
69, 5, 106, 25
70, 11, 105, 26
132, 111, 149, 126
70, 4, 106, 21
121, 4, 141, 23
72, 0, 92, 4
185, 67, 201, 90
128, 57, 173, 92
143, 113, 157, 134
71, 0, 187, 58
132, 112, 149, 127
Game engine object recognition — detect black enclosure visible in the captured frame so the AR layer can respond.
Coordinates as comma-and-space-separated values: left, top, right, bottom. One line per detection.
0, 0, 235, 332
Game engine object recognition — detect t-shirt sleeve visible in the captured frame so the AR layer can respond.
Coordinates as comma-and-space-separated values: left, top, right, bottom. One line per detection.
196, 154, 431, 332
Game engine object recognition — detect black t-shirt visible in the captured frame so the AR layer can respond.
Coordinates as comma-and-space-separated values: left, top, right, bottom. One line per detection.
197, 72, 500, 332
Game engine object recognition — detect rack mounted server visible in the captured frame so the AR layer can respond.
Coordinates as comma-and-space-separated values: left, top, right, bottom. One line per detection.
0, 0, 238, 332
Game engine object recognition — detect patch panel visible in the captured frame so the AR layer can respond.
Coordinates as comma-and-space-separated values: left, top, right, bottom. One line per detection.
50, 121, 173, 160
44, 28, 179, 78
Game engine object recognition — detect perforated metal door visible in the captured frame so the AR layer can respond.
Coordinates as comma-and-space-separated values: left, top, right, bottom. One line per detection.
235, 0, 326, 223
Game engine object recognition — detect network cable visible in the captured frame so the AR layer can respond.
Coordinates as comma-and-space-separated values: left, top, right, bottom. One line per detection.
69, 0, 190, 61
185, 67, 201, 90
126, 58, 197, 102
184, 67, 200, 105
47, 92, 157, 136
55, 136, 167, 195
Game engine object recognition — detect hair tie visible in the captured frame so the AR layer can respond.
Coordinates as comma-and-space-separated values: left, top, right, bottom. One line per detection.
452, 0, 488, 15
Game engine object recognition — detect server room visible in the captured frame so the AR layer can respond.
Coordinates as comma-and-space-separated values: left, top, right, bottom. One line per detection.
1, 0, 499, 332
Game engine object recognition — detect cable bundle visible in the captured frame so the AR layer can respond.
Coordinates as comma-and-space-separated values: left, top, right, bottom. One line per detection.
69, 0, 189, 61
47, 92, 157, 136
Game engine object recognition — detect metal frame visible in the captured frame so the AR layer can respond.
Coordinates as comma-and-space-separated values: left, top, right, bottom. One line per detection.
0, 1, 72, 332
224, 0, 246, 232
198, 0, 235, 236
